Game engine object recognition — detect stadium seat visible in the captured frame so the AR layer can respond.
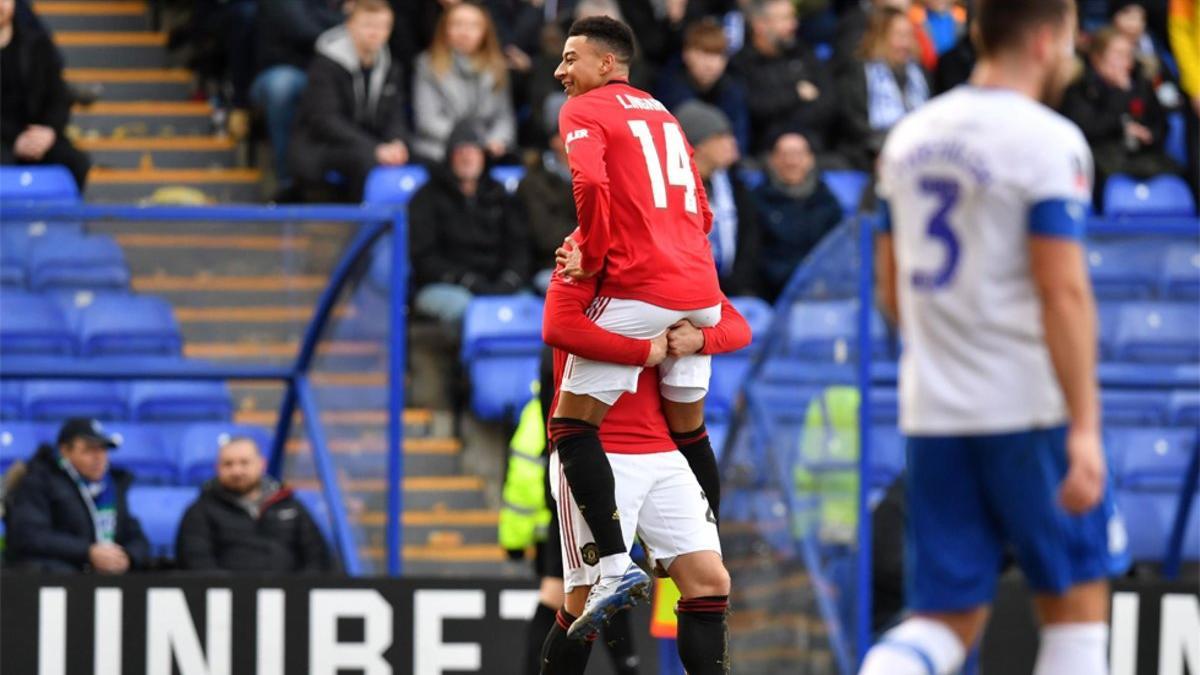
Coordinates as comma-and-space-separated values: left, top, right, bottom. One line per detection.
66, 294, 182, 357
823, 170, 870, 215
1097, 302, 1123, 361
707, 418, 730, 462
1086, 240, 1166, 299
0, 291, 75, 355
127, 485, 200, 559
461, 295, 544, 421
104, 423, 177, 484
363, 165, 430, 205
1163, 243, 1200, 300
1109, 427, 1197, 491
0, 381, 22, 419
708, 297, 774, 418
736, 167, 765, 190
1103, 174, 1197, 217
0, 165, 79, 202
1165, 112, 1187, 168
1101, 390, 1171, 427
1169, 390, 1199, 427
786, 300, 887, 363
294, 488, 334, 545
0, 421, 52, 473
22, 380, 129, 421
128, 380, 234, 422
1114, 302, 1200, 363
489, 165, 525, 194
27, 233, 131, 291
870, 425, 905, 487
177, 423, 272, 484
870, 387, 898, 425
1117, 490, 1199, 561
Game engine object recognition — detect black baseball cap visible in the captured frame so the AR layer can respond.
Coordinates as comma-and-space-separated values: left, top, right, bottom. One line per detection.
56, 418, 119, 450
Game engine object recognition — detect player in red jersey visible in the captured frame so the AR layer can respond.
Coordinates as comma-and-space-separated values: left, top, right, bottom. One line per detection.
538, 228, 748, 675
546, 15, 734, 639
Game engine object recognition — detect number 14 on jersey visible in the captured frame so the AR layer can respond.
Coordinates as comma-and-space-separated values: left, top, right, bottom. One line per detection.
628, 120, 698, 214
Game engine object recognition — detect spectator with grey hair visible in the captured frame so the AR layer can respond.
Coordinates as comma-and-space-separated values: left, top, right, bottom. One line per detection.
517, 94, 578, 294
176, 436, 332, 573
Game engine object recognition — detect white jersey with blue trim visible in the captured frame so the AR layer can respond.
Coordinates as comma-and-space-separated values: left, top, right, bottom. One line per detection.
877, 86, 1093, 436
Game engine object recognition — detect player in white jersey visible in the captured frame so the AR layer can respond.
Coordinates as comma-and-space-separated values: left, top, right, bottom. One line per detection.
859, 2, 1129, 675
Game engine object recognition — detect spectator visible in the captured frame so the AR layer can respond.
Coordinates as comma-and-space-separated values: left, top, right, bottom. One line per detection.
412, 2, 516, 162
908, 0, 964, 57
1062, 28, 1178, 204
1168, 0, 1199, 195
656, 18, 752, 155
188, 0, 258, 124
0, 0, 90, 189
836, 0, 934, 71
836, 7, 930, 171
1111, 1, 1164, 81
291, 0, 411, 201
753, 130, 843, 302
676, 101, 761, 297
730, 0, 839, 155
518, 95, 577, 294
4, 419, 148, 573
176, 437, 332, 573
932, 27, 975, 94
409, 121, 530, 324
251, 0, 345, 201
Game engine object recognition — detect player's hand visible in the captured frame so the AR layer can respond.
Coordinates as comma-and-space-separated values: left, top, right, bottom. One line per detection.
1059, 427, 1106, 515
646, 332, 668, 366
666, 320, 705, 357
555, 236, 595, 280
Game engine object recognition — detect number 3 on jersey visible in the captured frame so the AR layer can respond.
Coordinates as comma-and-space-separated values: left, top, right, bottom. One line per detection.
912, 177, 961, 291
628, 120, 697, 214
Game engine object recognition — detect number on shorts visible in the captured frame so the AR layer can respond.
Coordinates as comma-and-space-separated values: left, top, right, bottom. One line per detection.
628, 120, 698, 214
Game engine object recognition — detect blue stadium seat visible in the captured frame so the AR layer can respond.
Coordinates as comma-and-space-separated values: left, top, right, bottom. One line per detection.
823, 170, 870, 215
461, 295, 544, 421
0, 421, 52, 473
0, 291, 75, 355
1097, 302, 1123, 361
294, 488, 333, 545
708, 297, 774, 418
128, 380, 233, 422
1165, 112, 1187, 168
1101, 390, 1171, 426
1163, 243, 1200, 300
176, 423, 271, 484
1169, 390, 1199, 427
65, 294, 182, 357
870, 425, 905, 487
707, 418, 730, 462
22, 380, 129, 421
0, 381, 22, 419
1104, 174, 1197, 217
1114, 302, 1200, 363
1117, 491, 1199, 562
870, 387, 898, 425
786, 300, 887, 363
127, 485, 199, 559
27, 233, 130, 291
1086, 240, 1166, 299
489, 165, 525, 194
736, 167, 765, 190
0, 165, 79, 202
1109, 427, 1197, 491
104, 423, 177, 484
363, 165, 430, 205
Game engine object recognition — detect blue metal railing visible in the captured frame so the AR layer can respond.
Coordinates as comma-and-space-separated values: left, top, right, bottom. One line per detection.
0, 203, 410, 576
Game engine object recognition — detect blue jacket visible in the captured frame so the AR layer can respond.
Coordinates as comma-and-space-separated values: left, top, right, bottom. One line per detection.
655, 59, 752, 156
753, 175, 844, 302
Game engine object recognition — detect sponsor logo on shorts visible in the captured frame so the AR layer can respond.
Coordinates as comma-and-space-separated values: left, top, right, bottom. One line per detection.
580, 543, 600, 566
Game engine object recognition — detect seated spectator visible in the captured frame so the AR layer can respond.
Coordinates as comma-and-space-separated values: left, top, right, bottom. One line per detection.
186, 0, 258, 136
291, 0, 411, 201
836, 0, 934, 72
5, 419, 148, 573
730, 0, 838, 155
1110, 1, 1164, 82
410, 121, 530, 324
517, 95, 576, 294
656, 18, 752, 155
251, 0, 345, 201
753, 130, 843, 302
0, 0, 90, 189
676, 101, 760, 297
908, 0, 964, 57
836, 7, 930, 171
176, 437, 332, 573
1063, 28, 1178, 204
412, 2, 516, 162
933, 25, 975, 94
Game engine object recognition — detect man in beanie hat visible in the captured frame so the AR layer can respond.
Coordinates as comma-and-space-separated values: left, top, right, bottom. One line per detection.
518, 94, 580, 294
409, 119, 531, 324
5, 418, 149, 572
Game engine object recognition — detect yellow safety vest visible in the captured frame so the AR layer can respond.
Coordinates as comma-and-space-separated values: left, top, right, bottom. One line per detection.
650, 577, 683, 639
498, 384, 553, 552
794, 386, 861, 543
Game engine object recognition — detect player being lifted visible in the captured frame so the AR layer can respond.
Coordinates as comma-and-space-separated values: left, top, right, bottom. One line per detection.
548, 17, 729, 639
862, 1, 1129, 674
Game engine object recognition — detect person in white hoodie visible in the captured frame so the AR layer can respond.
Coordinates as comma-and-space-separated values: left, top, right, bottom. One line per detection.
290, 0, 411, 201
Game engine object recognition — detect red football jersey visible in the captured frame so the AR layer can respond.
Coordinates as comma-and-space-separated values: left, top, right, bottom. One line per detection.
558, 81, 724, 311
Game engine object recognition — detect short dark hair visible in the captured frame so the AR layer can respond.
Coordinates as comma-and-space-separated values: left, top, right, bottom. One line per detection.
974, 0, 1075, 57
567, 16, 636, 65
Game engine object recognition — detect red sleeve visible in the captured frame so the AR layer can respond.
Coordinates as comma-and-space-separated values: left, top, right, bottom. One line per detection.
559, 99, 610, 275
700, 297, 752, 355
542, 274, 651, 366
689, 143, 714, 235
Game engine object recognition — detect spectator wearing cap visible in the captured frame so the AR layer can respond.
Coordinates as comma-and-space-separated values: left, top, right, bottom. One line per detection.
4, 419, 148, 573
676, 101, 761, 298
176, 436, 332, 573
409, 121, 531, 324
656, 18, 752, 156
753, 130, 844, 302
290, 0, 411, 202
517, 95, 577, 294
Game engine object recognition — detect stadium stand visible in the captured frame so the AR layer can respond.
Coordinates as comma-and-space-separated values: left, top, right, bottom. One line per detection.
460, 294, 544, 422
1103, 174, 1197, 218
128, 485, 201, 559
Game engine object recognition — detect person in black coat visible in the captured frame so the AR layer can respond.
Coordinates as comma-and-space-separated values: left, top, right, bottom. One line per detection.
5, 419, 149, 573
176, 436, 332, 573
291, 0, 412, 202
409, 121, 531, 324
0, 0, 90, 189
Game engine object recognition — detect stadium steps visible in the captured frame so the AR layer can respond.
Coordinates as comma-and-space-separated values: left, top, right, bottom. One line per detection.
89, 167, 262, 202
77, 136, 238, 170
55, 31, 169, 68
34, 1, 151, 32
65, 68, 193, 101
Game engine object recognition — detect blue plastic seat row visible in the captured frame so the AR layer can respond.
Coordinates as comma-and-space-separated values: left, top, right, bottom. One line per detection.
0, 379, 233, 423
0, 231, 130, 291
1104, 174, 1196, 218
1088, 239, 1199, 300
1, 291, 181, 357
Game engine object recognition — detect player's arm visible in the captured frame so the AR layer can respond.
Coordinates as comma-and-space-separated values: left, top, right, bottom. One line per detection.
874, 201, 900, 326
559, 102, 610, 276
542, 273, 654, 366
699, 298, 752, 355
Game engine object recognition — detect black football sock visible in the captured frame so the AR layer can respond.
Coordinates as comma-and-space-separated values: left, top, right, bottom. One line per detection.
525, 602, 558, 674
676, 595, 730, 675
600, 607, 641, 674
539, 609, 595, 675
672, 425, 721, 525
549, 418, 627, 560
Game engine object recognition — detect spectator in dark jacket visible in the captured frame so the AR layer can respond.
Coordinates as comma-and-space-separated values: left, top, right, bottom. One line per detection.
730, 0, 839, 155
517, 95, 576, 294
676, 101, 761, 297
0, 0, 90, 189
656, 18, 752, 156
291, 0, 411, 201
754, 130, 843, 302
410, 121, 531, 324
933, 30, 975, 94
251, 0, 345, 199
5, 419, 149, 573
176, 436, 332, 573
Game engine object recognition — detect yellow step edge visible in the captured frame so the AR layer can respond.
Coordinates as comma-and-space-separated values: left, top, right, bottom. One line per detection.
231, 408, 433, 426
89, 167, 261, 184
55, 31, 167, 46
365, 545, 507, 562
367, 509, 498, 527
293, 475, 485, 492
283, 436, 461, 455
35, 1, 147, 15
115, 233, 310, 251
65, 68, 191, 83
133, 274, 327, 292
74, 101, 211, 115
174, 306, 350, 324
78, 136, 235, 151
183, 340, 375, 360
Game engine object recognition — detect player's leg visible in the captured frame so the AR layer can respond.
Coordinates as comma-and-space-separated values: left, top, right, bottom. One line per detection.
540, 585, 596, 675
1031, 581, 1111, 675
598, 609, 641, 674
663, 400, 720, 524
666, 550, 731, 675
527, 576, 565, 674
